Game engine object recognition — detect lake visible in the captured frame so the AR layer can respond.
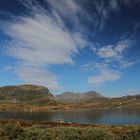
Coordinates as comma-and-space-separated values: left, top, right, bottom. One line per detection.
0, 108, 140, 124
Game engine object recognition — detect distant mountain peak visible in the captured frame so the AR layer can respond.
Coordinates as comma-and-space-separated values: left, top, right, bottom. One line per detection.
56, 91, 104, 103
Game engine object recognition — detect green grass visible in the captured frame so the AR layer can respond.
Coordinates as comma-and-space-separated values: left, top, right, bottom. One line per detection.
0, 123, 139, 140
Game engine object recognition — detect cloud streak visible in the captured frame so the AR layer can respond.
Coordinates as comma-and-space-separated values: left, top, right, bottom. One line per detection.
83, 37, 138, 85
1, 0, 139, 89
2, 1, 89, 89
97, 39, 133, 60
88, 63, 120, 85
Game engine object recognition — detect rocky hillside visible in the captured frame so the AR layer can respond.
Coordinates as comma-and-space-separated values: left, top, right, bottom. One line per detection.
0, 84, 54, 104
56, 91, 105, 103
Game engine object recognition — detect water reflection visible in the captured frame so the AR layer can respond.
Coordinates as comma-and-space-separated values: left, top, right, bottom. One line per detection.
0, 108, 140, 124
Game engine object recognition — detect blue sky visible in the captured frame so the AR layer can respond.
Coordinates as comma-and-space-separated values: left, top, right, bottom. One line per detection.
0, 0, 140, 96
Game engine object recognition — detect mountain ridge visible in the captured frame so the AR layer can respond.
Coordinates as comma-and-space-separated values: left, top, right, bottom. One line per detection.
0, 84, 139, 108
56, 90, 106, 103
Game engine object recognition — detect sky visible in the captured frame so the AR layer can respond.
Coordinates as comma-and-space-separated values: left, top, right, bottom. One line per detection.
0, 0, 140, 97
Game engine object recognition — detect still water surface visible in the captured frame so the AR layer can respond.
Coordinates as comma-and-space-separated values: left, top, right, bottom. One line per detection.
0, 108, 140, 124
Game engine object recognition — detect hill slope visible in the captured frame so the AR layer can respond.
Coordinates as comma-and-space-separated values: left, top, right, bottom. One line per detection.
0, 84, 54, 104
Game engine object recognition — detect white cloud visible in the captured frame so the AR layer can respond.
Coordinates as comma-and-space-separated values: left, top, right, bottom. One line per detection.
47, 0, 100, 33
115, 39, 133, 53
88, 64, 120, 85
15, 64, 60, 89
97, 45, 118, 58
90, 43, 99, 52
6, 15, 80, 65
1, 0, 138, 89
86, 37, 137, 86
97, 39, 133, 60
47, 0, 80, 15
119, 60, 139, 69
80, 62, 95, 72
35, 0, 124, 32
2, 2, 88, 90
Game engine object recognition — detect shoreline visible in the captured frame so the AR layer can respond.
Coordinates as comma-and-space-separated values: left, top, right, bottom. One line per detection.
0, 119, 140, 127
0, 102, 140, 112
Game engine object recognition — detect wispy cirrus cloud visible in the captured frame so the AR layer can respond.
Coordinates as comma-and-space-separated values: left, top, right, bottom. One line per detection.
15, 64, 59, 90
80, 62, 95, 72
38, 0, 133, 32
119, 60, 139, 69
88, 63, 120, 85
89, 0, 132, 29
82, 36, 138, 85
1, 1, 89, 89
97, 39, 134, 60
1, 0, 139, 90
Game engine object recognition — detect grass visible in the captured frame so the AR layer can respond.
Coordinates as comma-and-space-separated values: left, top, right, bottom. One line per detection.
0, 120, 139, 140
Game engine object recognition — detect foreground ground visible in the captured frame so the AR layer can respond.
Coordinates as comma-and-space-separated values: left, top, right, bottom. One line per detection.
0, 119, 139, 140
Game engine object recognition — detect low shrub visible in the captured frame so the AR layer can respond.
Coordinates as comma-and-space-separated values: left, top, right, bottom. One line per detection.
2, 124, 25, 140
81, 128, 115, 140
0, 124, 139, 140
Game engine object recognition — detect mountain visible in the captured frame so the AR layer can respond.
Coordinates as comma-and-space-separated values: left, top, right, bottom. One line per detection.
0, 84, 139, 109
56, 91, 105, 103
0, 84, 54, 104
